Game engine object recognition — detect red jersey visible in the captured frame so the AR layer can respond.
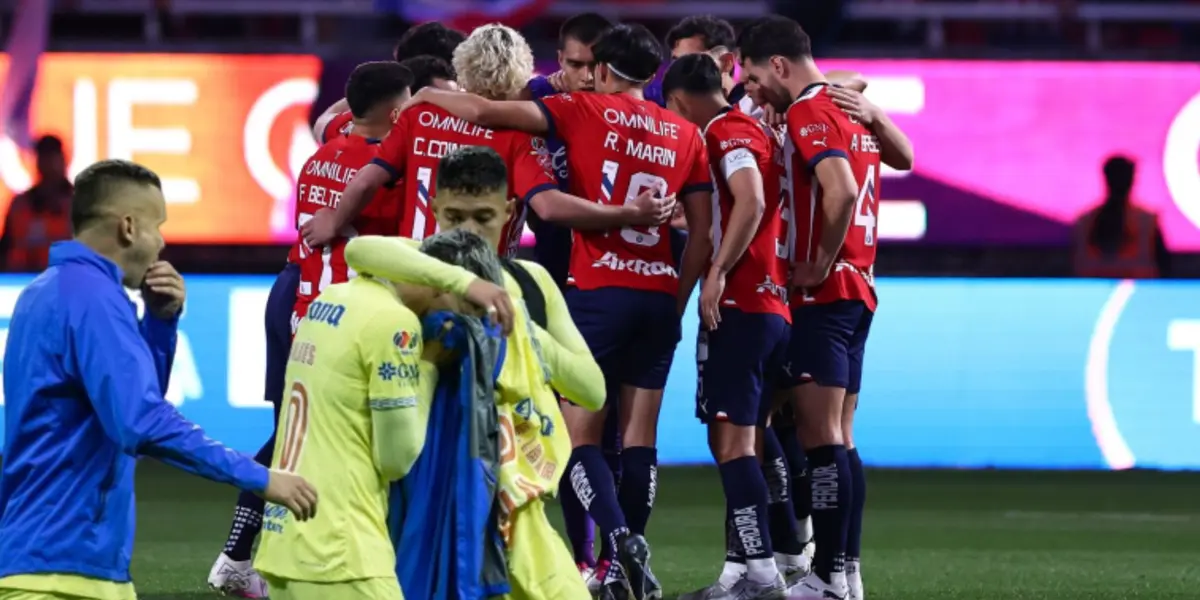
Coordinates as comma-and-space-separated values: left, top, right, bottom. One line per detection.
534, 92, 711, 294
784, 84, 880, 311
293, 135, 403, 320
704, 106, 790, 320
321, 111, 354, 143
284, 111, 357, 267
374, 103, 557, 257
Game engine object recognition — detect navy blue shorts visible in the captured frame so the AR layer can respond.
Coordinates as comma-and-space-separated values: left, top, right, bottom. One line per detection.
566, 287, 681, 390
263, 263, 300, 406
696, 309, 789, 427
784, 300, 874, 394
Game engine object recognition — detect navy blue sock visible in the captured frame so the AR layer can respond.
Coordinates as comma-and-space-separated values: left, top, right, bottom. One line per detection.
568, 445, 628, 559
718, 456, 774, 561
776, 421, 812, 525
223, 431, 276, 561
559, 473, 596, 566
761, 428, 804, 556
725, 501, 746, 563
847, 448, 866, 561
618, 446, 658, 536
806, 444, 852, 581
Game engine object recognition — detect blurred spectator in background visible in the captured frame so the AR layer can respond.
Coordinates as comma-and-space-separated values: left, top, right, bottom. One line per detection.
1072, 155, 1169, 279
773, 0, 846, 55
0, 135, 73, 272
393, 21, 466, 64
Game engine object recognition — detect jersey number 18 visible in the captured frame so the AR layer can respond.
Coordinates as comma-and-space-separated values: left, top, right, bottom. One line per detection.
600, 159, 667, 247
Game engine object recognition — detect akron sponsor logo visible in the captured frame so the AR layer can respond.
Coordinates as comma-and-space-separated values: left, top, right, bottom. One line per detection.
1085, 281, 1200, 470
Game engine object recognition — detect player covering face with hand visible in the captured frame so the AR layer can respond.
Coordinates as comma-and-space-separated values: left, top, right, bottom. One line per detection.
344, 146, 604, 600
401, 23, 715, 600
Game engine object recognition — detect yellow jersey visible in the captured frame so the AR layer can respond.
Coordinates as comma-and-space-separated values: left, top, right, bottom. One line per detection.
254, 276, 437, 583
343, 236, 605, 542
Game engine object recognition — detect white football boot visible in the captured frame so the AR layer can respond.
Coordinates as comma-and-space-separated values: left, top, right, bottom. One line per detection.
208, 553, 270, 598
788, 572, 848, 600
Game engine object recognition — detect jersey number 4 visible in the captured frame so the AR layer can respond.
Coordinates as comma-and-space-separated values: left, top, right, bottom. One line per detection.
279, 381, 310, 472
854, 164, 878, 247
600, 159, 668, 247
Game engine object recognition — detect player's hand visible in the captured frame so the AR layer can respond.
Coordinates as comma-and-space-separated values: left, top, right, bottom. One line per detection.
262, 469, 319, 522
301, 208, 338, 248
791, 261, 832, 290
828, 87, 881, 126
761, 103, 786, 128
628, 189, 675, 226
464, 278, 515, 335
547, 70, 569, 93
670, 202, 688, 230
142, 261, 185, 319
699, 268, 725, 331
399, 87, 433, 113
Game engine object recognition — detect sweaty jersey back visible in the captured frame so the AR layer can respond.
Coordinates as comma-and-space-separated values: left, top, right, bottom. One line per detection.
255, 277, 429, 583
534, 92, 712, 295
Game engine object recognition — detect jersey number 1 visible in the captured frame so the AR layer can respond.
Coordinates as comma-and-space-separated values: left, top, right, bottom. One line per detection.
600, 159, 667, 247
278, 381, 310, 472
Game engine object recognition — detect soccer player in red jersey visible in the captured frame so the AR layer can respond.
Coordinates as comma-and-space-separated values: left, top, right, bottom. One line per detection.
292, 63, 411, 321
663, 54, 796, 600
402, 24, 714, 600
305, 24, 672, 259
739, 16, 914, 600
206, 61, 413, 597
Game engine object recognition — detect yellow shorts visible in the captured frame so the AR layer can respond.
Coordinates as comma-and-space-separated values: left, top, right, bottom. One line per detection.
501, 498, 591, 600
0, 574, 136, 600
261, 575, 402, 600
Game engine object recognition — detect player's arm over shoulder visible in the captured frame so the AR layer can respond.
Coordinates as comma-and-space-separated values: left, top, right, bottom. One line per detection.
362, 303, 436, 481
346, 236, 476, 299
515, 259, 605, 411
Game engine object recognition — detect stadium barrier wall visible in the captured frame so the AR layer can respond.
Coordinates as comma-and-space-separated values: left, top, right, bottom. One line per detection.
1, 275, 1196, 470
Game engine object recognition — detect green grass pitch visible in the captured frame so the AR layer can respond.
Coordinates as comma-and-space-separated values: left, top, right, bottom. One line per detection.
130, 462, 1200, 599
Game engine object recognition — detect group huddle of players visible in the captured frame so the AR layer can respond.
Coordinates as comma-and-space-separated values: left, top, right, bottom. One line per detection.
206, 11, 913, 600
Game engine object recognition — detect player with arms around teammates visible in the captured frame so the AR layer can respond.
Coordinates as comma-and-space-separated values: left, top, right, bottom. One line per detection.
662, 54, 800, 600
406, 23, 714, 600
344, 147, 605, 600
306, 24, 671, 260
207, 61, 413, 597
738, 16, 914, 600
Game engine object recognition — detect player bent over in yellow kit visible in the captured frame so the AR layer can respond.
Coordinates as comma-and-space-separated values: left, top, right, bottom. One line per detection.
345, 147, 604, 600
251, 275, 439, 600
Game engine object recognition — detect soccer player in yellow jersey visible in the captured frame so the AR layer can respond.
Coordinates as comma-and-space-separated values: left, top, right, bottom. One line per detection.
251, 274, 432, 600
252, 266, 501, 600
345, 146, 603, 600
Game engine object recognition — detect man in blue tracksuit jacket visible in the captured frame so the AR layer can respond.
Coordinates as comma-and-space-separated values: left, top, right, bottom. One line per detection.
0, 159, 318, 600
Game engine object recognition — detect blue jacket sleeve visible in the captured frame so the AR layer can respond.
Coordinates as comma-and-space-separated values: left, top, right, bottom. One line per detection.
72, 290, 269, 493
139, 310, 178, 393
